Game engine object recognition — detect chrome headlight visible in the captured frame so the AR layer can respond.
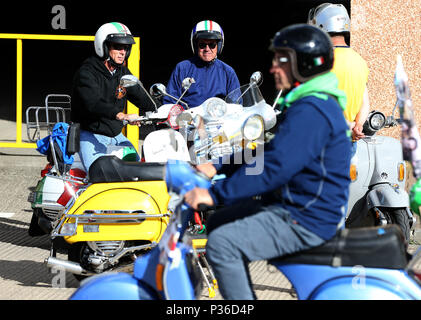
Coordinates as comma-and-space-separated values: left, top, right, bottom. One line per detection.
204, 97, 227, 119
368, 111, 386, 131
243, 115, 264, 140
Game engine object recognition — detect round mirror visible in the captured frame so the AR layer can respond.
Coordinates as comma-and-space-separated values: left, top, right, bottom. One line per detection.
149, 83, 167, 97
120, 75, 139, 88
250, 71, 263, 86
181, 77, 196, 90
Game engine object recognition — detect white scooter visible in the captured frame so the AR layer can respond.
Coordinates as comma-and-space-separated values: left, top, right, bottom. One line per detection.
346, 107, 416, 242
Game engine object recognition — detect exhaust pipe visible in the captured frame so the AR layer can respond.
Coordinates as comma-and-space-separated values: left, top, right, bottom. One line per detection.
45, 257, 93, 276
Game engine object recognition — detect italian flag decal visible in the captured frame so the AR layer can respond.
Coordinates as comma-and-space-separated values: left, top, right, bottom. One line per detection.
314, 56, 324, 66
111, 22, 128, 34
203, 20, 213, 30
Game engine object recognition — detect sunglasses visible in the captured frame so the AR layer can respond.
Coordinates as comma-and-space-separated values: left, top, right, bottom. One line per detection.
110, 43, 130, 51
198, 42, 217, 49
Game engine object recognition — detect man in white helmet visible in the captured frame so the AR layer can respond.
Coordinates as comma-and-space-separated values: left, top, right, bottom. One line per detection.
71, 22, 157, 172
163, 20, 240, 108
308, 3, 370, 151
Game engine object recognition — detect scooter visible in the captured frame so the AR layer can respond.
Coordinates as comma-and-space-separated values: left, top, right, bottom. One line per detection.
70, 159, 421, 300
346, 106, 416, 242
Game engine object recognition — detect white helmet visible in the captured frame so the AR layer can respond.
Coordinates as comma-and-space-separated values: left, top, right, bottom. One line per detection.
94, 22, 135, 61
307, 3, 350, 34
190, 20, 224, 55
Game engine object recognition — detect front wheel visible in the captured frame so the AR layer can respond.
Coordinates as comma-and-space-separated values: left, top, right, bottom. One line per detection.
380, 208, 411, 243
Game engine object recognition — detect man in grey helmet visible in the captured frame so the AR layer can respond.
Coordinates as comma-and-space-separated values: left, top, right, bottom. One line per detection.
308, 3, 371, 149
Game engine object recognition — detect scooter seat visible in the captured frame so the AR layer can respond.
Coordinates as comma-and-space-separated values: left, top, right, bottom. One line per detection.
269, 225, 408, 269
89, 156, 165, 183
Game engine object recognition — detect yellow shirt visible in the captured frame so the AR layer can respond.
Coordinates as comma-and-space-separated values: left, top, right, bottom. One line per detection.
331, 47, 369, 122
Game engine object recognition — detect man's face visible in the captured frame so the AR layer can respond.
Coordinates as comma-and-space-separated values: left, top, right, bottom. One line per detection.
270, 51, 293, 91
197, 39, 218, 62
109, 43, 129, 65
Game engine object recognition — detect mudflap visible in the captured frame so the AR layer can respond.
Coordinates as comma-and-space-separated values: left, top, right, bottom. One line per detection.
28, 209, 52, 236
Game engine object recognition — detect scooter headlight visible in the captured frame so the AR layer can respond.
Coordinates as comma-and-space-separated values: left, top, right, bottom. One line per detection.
243, 115, 264, 141
368, 111, 386, 131
204, 97, 227, 119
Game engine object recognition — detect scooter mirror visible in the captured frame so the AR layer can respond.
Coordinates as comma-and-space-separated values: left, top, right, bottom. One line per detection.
120, 75, 140, 88
250, 71, 263, 86
149, 83, 167, 98
181, 77, 196, 91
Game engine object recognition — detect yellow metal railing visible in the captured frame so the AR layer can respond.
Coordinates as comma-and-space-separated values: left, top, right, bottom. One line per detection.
0, 33, 140, 151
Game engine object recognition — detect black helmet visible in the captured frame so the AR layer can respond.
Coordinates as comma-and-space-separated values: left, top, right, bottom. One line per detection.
270, 24, 334, 83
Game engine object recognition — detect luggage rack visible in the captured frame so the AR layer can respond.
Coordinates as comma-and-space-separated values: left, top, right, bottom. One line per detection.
26, 94, 71, 142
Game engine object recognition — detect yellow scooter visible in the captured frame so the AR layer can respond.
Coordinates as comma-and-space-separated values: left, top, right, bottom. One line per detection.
46, 113, 189, 280
45, 76, 193, 280
46, 156, 172, 280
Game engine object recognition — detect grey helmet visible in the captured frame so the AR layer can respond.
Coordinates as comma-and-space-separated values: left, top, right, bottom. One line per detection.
307, 3, 350, 34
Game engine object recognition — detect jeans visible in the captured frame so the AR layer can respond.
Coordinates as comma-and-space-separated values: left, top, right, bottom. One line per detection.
78, 129, 139, 173
205, 200, 324, 300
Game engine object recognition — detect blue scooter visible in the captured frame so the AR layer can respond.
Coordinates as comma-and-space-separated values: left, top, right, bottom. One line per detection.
70, 160, 421, 300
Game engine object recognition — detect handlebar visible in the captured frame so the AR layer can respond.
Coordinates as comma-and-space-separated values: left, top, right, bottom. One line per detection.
198, 203, 213, 212
121, 116, 149, 126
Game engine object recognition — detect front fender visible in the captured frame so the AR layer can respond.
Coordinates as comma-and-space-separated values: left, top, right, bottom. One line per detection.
367, 184, 409, 209
70, 272, 157, 300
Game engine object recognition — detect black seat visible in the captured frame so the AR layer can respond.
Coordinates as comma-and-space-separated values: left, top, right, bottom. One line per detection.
269, 225, 408, 269
89, 156, 165, 183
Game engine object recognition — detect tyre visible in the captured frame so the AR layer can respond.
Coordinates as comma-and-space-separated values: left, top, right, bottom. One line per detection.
381, 208, 411, 243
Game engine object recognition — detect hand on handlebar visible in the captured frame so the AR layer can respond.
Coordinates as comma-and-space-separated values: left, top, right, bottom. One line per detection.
116, 112, 142, 126
195, 163, 217, 179
185, 188, 215, 211
351, 122, 365, 141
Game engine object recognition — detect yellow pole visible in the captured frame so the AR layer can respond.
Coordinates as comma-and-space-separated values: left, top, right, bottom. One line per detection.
126, 36, 140, 152
16, 39, 22, 145
0, 34, 140, 150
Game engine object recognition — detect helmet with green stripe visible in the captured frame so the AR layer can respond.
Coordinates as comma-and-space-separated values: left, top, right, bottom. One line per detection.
190, 20, 224, 55
94, 22, 135, 62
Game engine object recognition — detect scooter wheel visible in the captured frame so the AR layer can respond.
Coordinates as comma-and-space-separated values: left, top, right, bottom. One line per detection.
382, 208, 411, 243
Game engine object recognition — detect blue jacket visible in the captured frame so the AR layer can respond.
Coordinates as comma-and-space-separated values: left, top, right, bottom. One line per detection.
209, 95, 351, 241
164, 56, 240, 108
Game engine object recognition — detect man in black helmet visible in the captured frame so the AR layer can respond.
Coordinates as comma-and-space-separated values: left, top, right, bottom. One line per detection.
185, 24, 351, 299
71, 22, 157, 172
